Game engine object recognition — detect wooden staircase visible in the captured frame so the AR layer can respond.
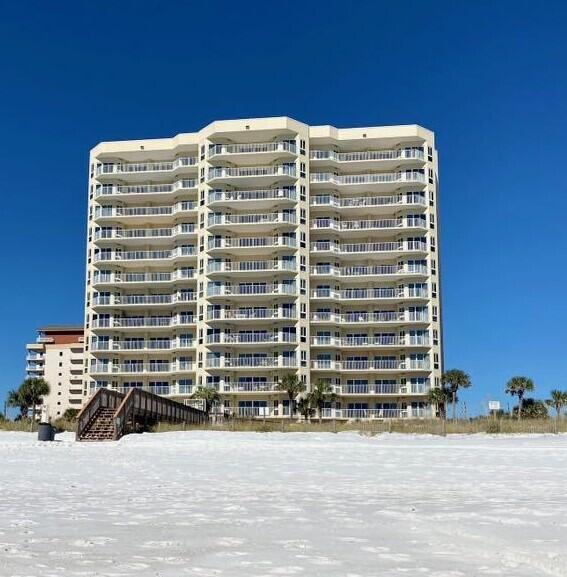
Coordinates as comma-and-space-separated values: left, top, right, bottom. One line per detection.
76, 387, 207, 442
79, 407, 116, 441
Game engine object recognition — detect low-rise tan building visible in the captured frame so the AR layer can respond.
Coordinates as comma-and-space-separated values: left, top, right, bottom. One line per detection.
25, 326, 85, 420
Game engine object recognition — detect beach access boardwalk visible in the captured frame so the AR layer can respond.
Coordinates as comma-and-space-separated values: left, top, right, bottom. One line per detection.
76, 387, 206, 441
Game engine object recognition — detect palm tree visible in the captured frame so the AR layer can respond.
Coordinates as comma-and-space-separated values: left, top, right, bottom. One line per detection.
297, 397, 314, 421
427, 386, 450, 420
505, 376, 535, 420
310, 380, 337, 423
442, 369, 471, 421
545, 390, 567, 420
7, 389, 27, 419
14, 378, 50, 421
191, 386, 220, 416
275, 374, 306, 419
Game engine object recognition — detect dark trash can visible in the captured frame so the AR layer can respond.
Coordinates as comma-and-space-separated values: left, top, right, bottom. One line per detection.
38, 423, 55, 442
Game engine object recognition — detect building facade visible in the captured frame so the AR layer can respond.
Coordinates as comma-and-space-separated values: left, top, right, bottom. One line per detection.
25, 326, 85, 419
85, 117, 442, 419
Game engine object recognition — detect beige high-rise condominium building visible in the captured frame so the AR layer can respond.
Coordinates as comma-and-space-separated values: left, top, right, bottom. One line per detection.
85, 117, 442, 419
25, 326, 85, 420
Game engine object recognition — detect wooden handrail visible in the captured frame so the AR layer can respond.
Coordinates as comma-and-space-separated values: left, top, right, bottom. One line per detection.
78, 387, 207, 441
76, 388, 125, 440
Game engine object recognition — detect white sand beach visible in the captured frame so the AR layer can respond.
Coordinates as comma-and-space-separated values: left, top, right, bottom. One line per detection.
1, 431, 566, 576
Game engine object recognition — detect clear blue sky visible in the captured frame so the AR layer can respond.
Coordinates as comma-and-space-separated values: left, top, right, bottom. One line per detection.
1, 0, 566, 415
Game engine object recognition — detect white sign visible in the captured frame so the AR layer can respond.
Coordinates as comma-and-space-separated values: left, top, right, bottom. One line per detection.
488, 401, 501, 411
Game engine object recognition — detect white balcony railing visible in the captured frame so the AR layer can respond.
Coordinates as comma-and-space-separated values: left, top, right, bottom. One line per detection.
206, 333, 297, 345
207, 283, 297, 297
94, 179, 197, 197
310, 240, 427, 254
96, 157, 197, 176
208, 164, 296, 181
309, 264, 428, 277
310, 170, 426, 186
91, 339, 196, 352
94, 202, 197, 219
93, 246, 196, 263
310, 193, 427, 209
207, 212, 296, 226
94, 224, 196, 241
206, 308, 297, 321
207, 236, 297, 250
90, 361, 195, 374
310, 311, 429, 324
310, 148, 424, 162
209, 142, 296, 157
208, 188, 297, 204
93, 269, 196, 285
93, 293, 196, 306
206, 259, 297, 274
311, 359, 430, 371
92, 315, 195, 329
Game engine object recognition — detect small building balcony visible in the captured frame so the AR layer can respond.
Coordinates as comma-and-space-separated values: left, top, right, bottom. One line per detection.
93, 202, 197, 224
208, 141, 297, 163
206, 283, 297, 299
310, 240, 428, 258
93, 179, 197, 200
207, 211, 296, 232
207, 187, 297, 208
310, 147, 425, 171
309, 192, 427, 213
92, 269, 196, 287
95, 157, 197, 181
207, 164, 296, 186
207, 235, 297, 254
309, 263, 429, 280
310, 170, 426, 191
206, 259, 297, 276
309, 311, 429, 326
206, 308, 297, 323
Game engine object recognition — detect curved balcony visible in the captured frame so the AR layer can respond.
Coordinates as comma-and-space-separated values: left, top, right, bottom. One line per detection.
94, 179, 197, 200
310, 217, 427, 235
309, 263, 429, 280
93, 246, 196, 267
207, 236, 297, 254
310, 192, 427, 213
208, 141, 297, 163
93, 202, 197, 224
310, 170, 425, 191
94, 224, 196, 244
206, 356, 298, 370
91, 338, 196, 353
96, 157, 197, 180
206, 333, 298, 346
311, 359, 430, 372
90, 361, 195, 375
310, 311, 429, 326
208, 188, 297, 208
206, 282, 297, 300
207, 211, 296, 232
310, 335, 430, 348
310, 240, 427, 258
334, 382, 430, 396
206, 308, 297, 323
310, 147, 425, 171
310, 285, 428, 302
206, 259, 297, 276
207, 164, 296, 186
92, 269, 196, 287
92, 292, 196, 308
321, 407, 432, 419
223, 381, 282, 393
91, 315, 195, 330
